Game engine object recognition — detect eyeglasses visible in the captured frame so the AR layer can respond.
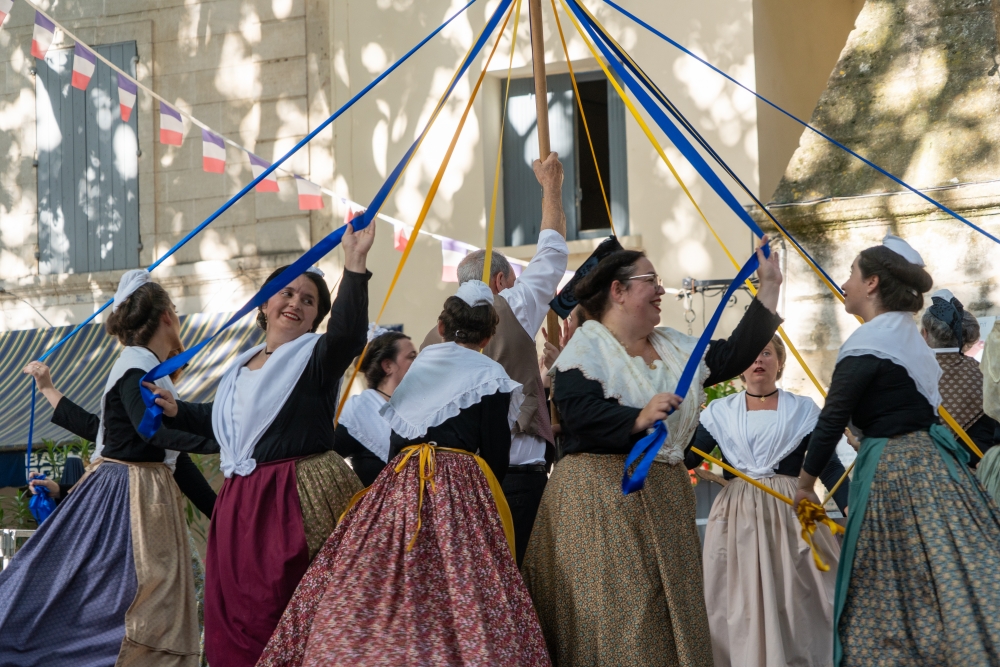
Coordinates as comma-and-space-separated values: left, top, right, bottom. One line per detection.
626, 273, 663, 287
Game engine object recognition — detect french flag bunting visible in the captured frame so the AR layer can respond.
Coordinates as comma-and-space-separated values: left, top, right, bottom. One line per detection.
117, 73, 137, 122
248, 153, 279, 192
71, 43, 97, 91
159, 102, 184, 146
0, 0, 15, 29
441, 238, 478, 283
392, 223, 410, 252
295, 177, 324, 210
201, 130, 226, 173
31, 12, 55, 60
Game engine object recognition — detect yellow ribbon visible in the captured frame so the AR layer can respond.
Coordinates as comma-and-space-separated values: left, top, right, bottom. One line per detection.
796, 499, 844, 572
690, 446, 841, 571
336, 444, 516, 559
334, 5, 516, 423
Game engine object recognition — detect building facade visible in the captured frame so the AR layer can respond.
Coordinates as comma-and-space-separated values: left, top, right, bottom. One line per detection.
0, 0, 863, 389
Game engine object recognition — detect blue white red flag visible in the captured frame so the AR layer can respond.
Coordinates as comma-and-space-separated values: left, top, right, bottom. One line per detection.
71, 43, 97, 90
159, 102, 184, 146
202, 130, 226, 173
295, 176, 324, 210
440, 238, 477, 283
31, 12, 55, 60
117, 73, 137, 122
248, 153, 279, 192
0, 0, 15, 29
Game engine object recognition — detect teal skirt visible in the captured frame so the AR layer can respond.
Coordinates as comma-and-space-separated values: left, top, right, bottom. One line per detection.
835, 425, 1000, 666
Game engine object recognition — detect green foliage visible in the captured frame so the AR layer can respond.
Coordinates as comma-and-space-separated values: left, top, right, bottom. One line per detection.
1, 489, 36, 529
704, 379, 740, 405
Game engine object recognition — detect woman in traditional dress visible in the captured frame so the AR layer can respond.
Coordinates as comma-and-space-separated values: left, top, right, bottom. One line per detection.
0, 270, 220, 666
22, 359, 217, 516
257, 281, 550, 667
333, 327, 416, 486
794, 234, 1000, 666
921, 289, 999, 465
523, 239, 784, 667
687, 333, 848, 667
148, 218, 372, 667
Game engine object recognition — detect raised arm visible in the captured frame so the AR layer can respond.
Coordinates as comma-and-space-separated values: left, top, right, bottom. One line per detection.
703, 298, 783, 387
535, 152, 566, 238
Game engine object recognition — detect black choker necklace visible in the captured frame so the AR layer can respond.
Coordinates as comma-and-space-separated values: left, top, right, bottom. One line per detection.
746, 388, 778, 403
264, 349, 274, 355
376, 389, 391, 400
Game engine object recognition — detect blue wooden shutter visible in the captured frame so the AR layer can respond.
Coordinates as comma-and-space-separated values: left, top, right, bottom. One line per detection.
36, 42, 139, 275
501, 74, 577, 246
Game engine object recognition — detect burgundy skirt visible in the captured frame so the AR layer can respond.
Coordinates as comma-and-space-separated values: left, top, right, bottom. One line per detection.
257, 446, 551, 667
204, 452, 362, 667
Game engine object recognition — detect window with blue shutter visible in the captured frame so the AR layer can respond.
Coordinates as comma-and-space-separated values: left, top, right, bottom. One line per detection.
501, 71, 628, 245
35, 41, 140, 275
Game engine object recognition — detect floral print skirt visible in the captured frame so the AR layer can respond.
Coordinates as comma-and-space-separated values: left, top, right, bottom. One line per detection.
521, 453, 714, 667
257, 447, 550, 667
838, 427, 1000, 666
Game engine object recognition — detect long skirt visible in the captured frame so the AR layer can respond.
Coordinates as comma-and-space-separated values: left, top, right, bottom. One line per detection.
257, 445, 551, 667
522, 453, 714, 667
836, 426, 1000, 666
0, 459, 199, 666
703, 475, 839, 667
976, 444, 1000, 501
204, 450, 361, 667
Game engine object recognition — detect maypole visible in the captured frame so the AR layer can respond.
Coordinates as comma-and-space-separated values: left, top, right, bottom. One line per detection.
527, 0, 563, 425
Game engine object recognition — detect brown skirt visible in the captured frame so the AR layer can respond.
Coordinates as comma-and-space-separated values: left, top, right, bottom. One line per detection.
703, 475, 838, 667
522, 453, 713, 667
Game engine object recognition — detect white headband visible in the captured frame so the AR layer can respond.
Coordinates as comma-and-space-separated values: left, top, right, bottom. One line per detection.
367, 322, 391, 343
930, 288, 955, 302
882, 233, 925, 267
113, 269, 151, 312
306, 266, 325, 278
455, 280, 494, 308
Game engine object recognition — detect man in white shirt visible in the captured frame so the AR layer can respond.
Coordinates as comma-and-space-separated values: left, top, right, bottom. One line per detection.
420, 152, 568, 565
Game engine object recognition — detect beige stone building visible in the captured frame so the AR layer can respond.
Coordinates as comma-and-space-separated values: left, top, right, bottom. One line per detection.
0, 0, 867, 393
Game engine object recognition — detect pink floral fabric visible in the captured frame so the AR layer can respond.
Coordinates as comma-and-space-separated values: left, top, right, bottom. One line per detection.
257, 450, 551, 667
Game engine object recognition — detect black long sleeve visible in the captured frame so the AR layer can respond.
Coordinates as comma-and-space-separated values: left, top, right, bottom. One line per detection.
702, 298, 784, 387
554, 298, 781, 457
52, 396, 100, 442
119, 369, 220, 455
803, 355, 936, 476
165, 269, 370, 464
172, 453, 216, 517
51, 394, 216, 512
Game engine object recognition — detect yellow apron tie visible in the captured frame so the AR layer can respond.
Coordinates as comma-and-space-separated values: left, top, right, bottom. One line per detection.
796, 499, 845, 572
690, 446, 842, 571
395, 444, 439, 552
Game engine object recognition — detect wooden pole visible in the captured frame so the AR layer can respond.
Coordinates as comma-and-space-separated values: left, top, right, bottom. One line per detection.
528, 0, 562, 428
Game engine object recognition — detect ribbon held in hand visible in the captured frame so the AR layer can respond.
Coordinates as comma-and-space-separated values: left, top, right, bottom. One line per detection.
796, 498, 844, 572
622, 243, 768, 495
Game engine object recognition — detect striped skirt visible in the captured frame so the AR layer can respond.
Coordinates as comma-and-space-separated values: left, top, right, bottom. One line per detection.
521, 453, 714, 667
257, 445, 550, 667
0, 459, 199, 667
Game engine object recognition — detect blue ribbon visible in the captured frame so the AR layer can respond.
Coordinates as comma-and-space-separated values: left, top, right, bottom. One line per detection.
601, 0, 1000, 248
28, 473, 57, 525
567, 0, 765, 238
136, 0, 513, 438
622, 245, 766, 494
22, 0, 483, 477
581, 16, 841, 294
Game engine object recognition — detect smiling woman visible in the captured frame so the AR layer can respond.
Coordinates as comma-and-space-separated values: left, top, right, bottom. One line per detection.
148, 212, 375, 667
523, 238, 784, 667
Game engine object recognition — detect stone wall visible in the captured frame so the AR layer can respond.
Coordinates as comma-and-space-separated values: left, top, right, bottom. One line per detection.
756, 0, 1000, 398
